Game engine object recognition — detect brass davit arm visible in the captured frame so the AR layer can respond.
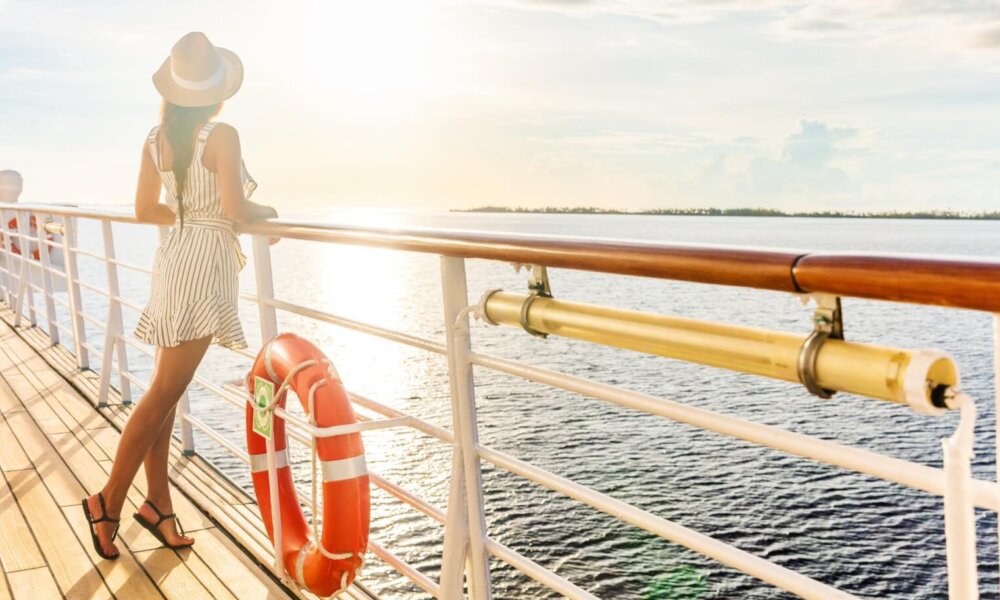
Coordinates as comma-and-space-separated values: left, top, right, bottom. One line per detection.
480, 291, 959, 413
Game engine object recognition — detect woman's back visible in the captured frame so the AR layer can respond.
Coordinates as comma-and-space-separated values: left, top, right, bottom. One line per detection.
147, 122, 256, 222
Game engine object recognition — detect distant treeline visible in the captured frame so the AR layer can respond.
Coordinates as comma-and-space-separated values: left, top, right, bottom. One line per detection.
455, 206, 1000, 220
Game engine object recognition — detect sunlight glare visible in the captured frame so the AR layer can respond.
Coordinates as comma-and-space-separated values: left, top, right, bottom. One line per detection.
298, 1, 449, 115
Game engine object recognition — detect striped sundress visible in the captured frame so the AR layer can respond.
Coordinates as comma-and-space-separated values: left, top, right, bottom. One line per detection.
134, 121, 256, 350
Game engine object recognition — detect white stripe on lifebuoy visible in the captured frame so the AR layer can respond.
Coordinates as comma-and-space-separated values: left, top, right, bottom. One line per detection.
264, 340, 280, 382
321, 455, 368, 482
249, 449, 289, 473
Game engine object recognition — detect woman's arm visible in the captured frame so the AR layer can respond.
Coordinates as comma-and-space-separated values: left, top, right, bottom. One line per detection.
213, 124, 277, 222
134, 141, 175, 225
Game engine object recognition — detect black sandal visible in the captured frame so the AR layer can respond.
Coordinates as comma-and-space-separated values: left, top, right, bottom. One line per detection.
134, 500, 193, 549
81, 493, 121, 560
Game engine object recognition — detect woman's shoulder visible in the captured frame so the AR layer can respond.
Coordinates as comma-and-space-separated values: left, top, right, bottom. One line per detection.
205, 121, 240, 146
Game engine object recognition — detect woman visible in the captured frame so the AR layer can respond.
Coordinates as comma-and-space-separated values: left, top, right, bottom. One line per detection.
82, 32, 277, 559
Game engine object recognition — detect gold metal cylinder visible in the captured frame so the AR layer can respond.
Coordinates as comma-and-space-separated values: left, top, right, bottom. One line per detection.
483, 291, 958, 408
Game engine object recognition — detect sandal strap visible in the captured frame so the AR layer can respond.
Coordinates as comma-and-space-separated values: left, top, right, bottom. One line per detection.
92, 493, 120, 524
144, 500, 177, 526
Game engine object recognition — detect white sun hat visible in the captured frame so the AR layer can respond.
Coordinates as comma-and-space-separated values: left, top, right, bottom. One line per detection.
152, 32, 243, 107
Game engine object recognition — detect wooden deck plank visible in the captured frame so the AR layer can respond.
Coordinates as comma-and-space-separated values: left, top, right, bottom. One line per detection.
62, 506, 165, 600
0, 572, 10, 600
5, 469, 113, 600
0, 377, 20, 416
134, 548, 227, 600
3, 409, 86, 506
0, 472, 46, 573
6, 567, 60, 600
185, 527, 288, 599
172, 548, 240, 600
0, 417, 30, 473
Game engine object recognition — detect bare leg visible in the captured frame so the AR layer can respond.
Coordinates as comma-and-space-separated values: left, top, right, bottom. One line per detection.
85, 335, 211, 557
138, 404, 193, 547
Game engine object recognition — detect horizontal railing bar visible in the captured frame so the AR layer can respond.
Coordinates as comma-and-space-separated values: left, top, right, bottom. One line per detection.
484, 537, 599, 600
348, 391, 455, 444
81, 342, 103, 359
120, 369, 149, 391
76, 279, 110, 297
108, 257, 152, 275
231, 345, 257, 359
78, 311, 107, 330
367, 539, 441, 598
249, 295, 447, 355
53, 295, 71, 309
183, 414, 252, 465
477, 445, 857, 600
311, 416, 412, 438
469, 351, 1000, 512
118, 334, 154, 357
69, 247, 107, 261
9, 202, 1000, 312
51, 320, 73, 335
113, 295, 144, 313
369, 473, 447, 524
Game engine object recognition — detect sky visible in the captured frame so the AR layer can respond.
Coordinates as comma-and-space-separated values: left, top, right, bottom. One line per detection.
1, 0, 999, 212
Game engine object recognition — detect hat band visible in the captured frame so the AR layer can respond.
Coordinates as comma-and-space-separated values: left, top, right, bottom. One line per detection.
170, 62, 225, 91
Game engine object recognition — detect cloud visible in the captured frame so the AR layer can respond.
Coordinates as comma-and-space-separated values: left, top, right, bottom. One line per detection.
751, 121, 858, 196
494, 0, 1000, 57
973, 25, 1000, 48
682, 120, 860, 207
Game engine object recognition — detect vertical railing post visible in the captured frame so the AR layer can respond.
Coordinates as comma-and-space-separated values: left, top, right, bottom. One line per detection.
98, 220, 131, 406
0, 208, 12, 305
36, 212, 59, 345
14, 213, 37, 327
61, 217, 89, 369
440, 255, 492, 600
252, 233, 284, 577
252, 234, 278, 340
440, 450, 473, 597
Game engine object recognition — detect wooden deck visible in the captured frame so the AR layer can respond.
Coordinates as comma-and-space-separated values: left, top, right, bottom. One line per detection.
0, 309, 378, 600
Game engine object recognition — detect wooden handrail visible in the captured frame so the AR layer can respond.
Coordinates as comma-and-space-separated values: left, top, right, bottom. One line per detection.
5, 202, 1000, 312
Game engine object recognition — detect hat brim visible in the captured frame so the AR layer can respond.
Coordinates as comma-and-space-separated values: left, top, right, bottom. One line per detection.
152, 47, 243, 108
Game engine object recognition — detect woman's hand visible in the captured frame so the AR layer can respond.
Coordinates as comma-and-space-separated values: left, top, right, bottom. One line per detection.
253, 204, 278, 220
249, 203, 280, 244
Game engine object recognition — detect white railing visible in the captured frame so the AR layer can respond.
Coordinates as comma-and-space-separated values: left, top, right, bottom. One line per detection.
0, 203, 997, 600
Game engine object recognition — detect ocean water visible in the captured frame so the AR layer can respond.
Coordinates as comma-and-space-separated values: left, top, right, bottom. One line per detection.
56, 212, 1000, 599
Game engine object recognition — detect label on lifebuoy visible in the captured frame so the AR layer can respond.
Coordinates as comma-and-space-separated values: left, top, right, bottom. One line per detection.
252, 376, 275, 439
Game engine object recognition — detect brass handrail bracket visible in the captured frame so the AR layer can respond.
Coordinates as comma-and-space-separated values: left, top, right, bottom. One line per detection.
797, 294, 844, 399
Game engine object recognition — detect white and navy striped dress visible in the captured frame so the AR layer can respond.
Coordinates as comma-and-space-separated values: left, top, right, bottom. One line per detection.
134, 121, 255, 350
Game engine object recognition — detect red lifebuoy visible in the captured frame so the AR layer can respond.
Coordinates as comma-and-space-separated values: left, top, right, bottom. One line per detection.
245, 333, 369, 596
4, 215, 54, 260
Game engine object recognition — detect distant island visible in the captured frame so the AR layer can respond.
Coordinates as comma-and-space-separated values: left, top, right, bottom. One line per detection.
454, 206, 1000, 220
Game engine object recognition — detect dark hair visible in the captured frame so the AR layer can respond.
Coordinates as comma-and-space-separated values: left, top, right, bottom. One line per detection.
159, 100, 222, 229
